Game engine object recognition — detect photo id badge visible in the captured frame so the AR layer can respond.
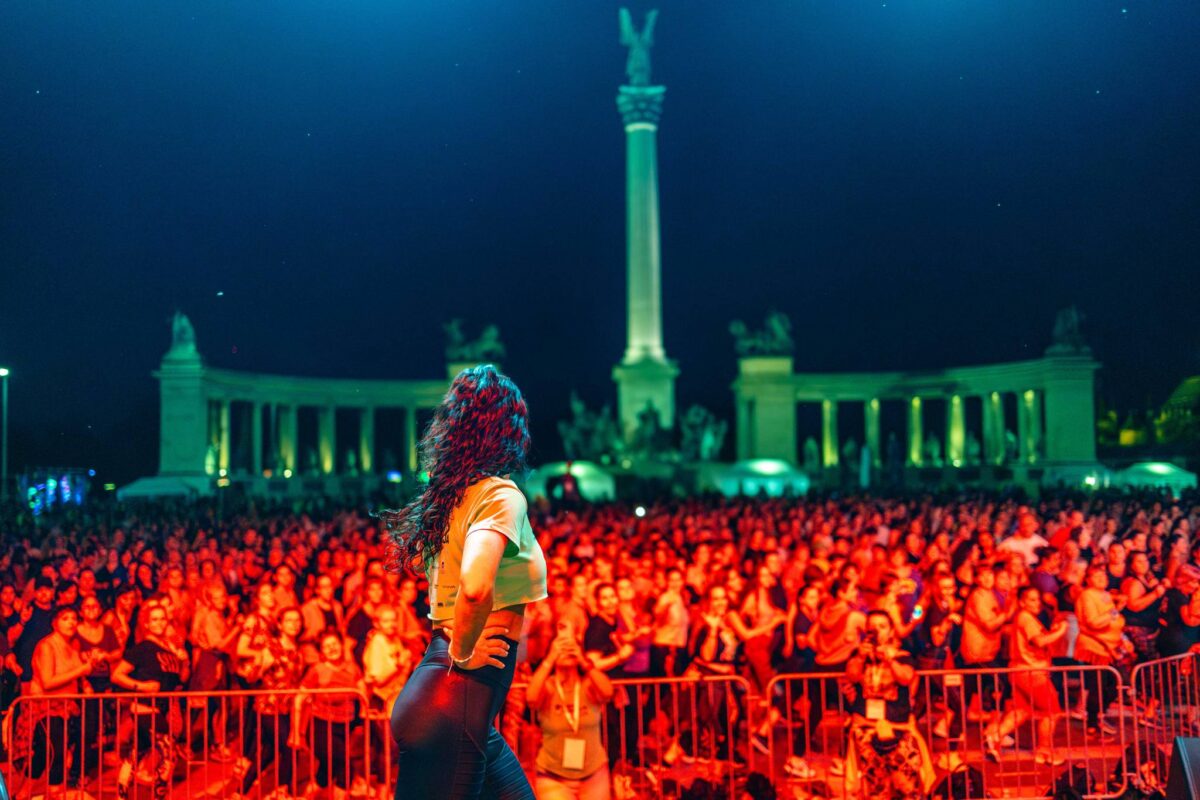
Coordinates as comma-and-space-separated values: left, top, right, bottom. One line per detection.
562, 737, 586, 771
866, 698, 886, 721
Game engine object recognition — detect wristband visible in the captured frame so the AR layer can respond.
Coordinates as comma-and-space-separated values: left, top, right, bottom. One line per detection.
448, 648, 474, 672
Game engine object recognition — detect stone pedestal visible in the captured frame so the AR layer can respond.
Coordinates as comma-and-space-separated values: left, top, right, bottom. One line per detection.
155, 352, 208, 476
733, 356, 795, 463
1042, 355, 1100, 464
613, 357, 679, 438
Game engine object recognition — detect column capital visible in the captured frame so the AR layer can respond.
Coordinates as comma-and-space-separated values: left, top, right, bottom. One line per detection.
617, 85, 665, 129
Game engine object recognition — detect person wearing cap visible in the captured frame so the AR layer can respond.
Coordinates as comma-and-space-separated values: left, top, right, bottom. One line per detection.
13, 576, 57, 690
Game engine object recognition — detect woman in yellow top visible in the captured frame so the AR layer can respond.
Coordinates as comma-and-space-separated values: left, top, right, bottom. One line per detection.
386, 366, 547, 800
1074, 563, 1127, 736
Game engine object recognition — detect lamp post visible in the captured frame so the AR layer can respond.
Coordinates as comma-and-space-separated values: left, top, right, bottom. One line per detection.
0, 367, 8, 501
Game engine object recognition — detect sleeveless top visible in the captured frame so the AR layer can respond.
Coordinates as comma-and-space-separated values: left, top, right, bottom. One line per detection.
426, 477, 547, 622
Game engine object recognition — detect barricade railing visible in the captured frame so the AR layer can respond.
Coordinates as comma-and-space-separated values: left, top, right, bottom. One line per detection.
765, 663, 1128, 800
2, 687, 374, 800
598, 674, 758, 800
1131, 650, 1200, 795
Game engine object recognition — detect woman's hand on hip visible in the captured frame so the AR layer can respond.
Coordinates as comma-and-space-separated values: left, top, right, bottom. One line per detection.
450, 624, 512, 670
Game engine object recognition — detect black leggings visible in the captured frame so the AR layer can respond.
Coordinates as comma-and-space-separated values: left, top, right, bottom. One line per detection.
391, 631, 533, 800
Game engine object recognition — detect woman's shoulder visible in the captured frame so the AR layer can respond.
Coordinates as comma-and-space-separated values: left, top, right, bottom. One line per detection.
468, 475, 522, 497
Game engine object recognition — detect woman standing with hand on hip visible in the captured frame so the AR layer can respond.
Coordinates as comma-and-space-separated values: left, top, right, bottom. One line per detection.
384, 365, 547, 800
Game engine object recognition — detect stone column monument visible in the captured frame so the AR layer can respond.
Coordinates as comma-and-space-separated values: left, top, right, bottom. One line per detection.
612, 8, 678, 437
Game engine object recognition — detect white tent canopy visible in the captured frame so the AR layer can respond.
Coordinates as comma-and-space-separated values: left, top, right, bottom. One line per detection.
1115, 462, 1197, 495
524, 461, 616, 502
712, 459, 810, 498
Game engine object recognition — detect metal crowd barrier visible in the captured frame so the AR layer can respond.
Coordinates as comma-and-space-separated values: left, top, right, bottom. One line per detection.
764, 663, 1129, 800
1131, 651, 1200, 795
2, 687, 373, 800
598, 674, 758, 800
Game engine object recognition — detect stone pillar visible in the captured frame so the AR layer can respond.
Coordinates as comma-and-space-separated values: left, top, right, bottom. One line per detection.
1018, 391, 1034, 464
982, 391, 1005, 465
359, 407, 375, 474
1029, 390, 1043, 462
613, 82, 677, 437
279, 405, 298, 474
821, 399, 839, 468
155, 350, 208, 476
733, 357, 795, 462
217, 399, 231, 475
251, 401, 263, 475
735, 398, 749, 460
318, 405, 335, 475
1041, 355, 1099, 463
865, 398, 882, 468
907, 397, 923, 466
406, 406, 419, 474
268, 403, 278, 469
946, 394, 966, 467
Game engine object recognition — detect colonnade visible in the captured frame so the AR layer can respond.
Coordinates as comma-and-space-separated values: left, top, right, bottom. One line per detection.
205, 398, 422, 477
155, 345, 449, 483
732, 352, 1100, 482
807, 390, 1043, 470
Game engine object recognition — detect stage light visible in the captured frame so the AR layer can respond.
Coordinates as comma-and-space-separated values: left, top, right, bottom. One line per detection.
283, 469, 293, 478
386, 470, 403, 483
104, 483, 115, 491
635, 505, 646, 517
219, 468, 227, 477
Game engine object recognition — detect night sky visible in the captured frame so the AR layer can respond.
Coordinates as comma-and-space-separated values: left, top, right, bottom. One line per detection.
2, 2, 1197, 484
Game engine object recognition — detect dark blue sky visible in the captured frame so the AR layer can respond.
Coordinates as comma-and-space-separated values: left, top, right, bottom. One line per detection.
2, 1, 1197, 482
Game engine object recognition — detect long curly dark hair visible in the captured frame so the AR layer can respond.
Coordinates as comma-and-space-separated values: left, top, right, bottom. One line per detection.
378, 364, 530, 575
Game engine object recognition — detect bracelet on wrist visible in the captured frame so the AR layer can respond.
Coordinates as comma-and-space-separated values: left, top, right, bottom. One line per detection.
448, 647, 474, 671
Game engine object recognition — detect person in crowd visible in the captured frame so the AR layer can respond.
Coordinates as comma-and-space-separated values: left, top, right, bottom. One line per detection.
77, 594, 121, 693
1074, 563, 1126, 736
1158, 565, 1200, 657
302, 574, 346, 645
1122, 550, 1168, 662
914, 572, 964, 739
997, 513, 1049, 568
293, 630, 365, 798
686, 584, 749, 764
111, 600, 191, 786
28, 606, 96, 789
983, 585, 1069, 765
739, 563, 787, 694
807, 578, 866, 753
960, 562, 1013, 720
529, 630, 613, 800
843, 611, 932, 799
651, 569, 690, 678
239, 606, 305, 800
348, 576, 391, 665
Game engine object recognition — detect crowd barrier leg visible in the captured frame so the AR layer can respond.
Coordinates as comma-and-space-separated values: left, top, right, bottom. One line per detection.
1132, 652, 1200, 794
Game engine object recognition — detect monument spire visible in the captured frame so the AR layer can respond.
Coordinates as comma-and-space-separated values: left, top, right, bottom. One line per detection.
613, 8, 678, 439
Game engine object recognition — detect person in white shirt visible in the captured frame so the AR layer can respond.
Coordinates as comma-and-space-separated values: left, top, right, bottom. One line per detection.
997, 513, 1049, 568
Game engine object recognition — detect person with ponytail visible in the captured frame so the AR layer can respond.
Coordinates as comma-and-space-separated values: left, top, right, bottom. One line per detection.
385, 365, 547, 800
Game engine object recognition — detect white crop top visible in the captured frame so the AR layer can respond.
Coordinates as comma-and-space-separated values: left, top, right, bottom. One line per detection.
426, 476, 548, 622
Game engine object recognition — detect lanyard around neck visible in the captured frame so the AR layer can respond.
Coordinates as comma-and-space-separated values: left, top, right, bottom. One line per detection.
553, 675, 581, 734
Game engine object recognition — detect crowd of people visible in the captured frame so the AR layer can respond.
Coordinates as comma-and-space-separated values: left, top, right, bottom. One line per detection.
2, 487, 1199, 799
